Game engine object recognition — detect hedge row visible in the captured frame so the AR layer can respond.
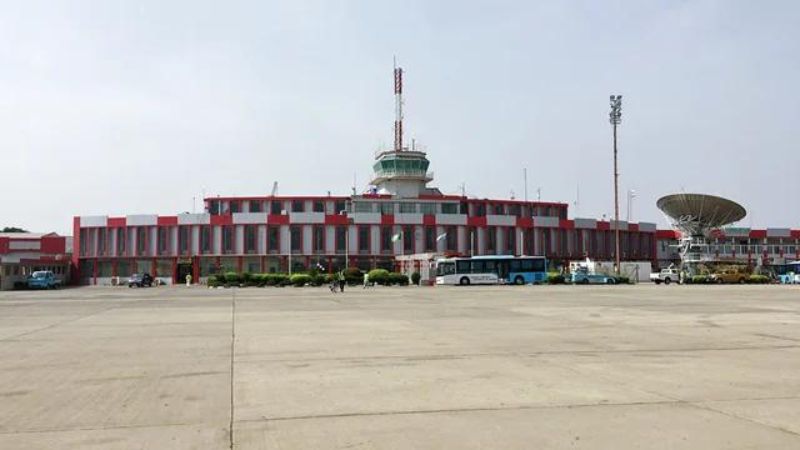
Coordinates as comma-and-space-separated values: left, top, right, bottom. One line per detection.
207, 269, 414, 288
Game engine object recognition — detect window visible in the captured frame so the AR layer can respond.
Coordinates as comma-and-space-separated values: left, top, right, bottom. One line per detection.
456, 260, 470, 273
313, 226, 325, 252
355, 202, 374, 213
508, 204, 521, 217
271, 201, 283, 215
424, 226, 436, 251
117, 228, 126, 256
97, 228, 106, 256
487, 227, 497, 253
507, 228, 516, 254
245, 225, 257, 254
381, 226, 392, 252
267, 227, 279, 253
403, 226, 414, 253
471, 260, 485, 273
313, 201, 325, 213
201, 226, 212, 254
334, 200, 346, 215
446, 226, 457, 251
379, 202, 394, 215
399, 203, 417, 214
179, 226, 190, 254
292, 200, 305, 213
531, 258, 545, 272
441, 203, 458, 214
230, 201, 240, 214
209, 201, 221, 215
474, 203, 486, 217
79, 229, 88, 256
249, 201, 262, 213
290, 226, 303, 253
158, 227, 169, 255
336, 226, 347, 252
493, 204, 504, 215
358, 226, 370, 252
137, 227, 148, 256
222, 226, 234, 254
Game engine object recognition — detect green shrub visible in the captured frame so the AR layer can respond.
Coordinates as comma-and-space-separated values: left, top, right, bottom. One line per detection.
367, 269, 390, 285
747, 274, 770, 284
689, 275, 712, 284
324, 274, 335, 284
344, 268, 364, 285
207, 275, 220, 288
223, 272, 240, 285
310, 274, 326, 286
290, 274, 312, 287
389, 272, 409, 286
411, 272, 421, 286
547, 273, 565, 284
615, 276, 630, 285
241, 272, 253, 285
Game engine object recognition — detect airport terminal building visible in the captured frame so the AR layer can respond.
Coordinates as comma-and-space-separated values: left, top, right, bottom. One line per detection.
72, 148, 660, 285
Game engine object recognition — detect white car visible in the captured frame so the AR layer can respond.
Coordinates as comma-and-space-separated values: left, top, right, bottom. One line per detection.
650, 268, 679, 285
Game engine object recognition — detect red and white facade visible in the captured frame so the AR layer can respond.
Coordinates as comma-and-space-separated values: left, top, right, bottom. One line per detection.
0, 232, 70, 290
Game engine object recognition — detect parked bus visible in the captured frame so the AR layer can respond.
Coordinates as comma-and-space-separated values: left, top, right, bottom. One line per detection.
435, 255, 548, 286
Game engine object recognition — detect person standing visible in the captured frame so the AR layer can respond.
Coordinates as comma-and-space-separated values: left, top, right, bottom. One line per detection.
363, 272, 369, 289
338, 270, 346, 293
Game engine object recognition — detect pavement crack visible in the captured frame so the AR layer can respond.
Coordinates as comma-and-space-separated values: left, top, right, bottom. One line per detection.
229, 288, 236, 450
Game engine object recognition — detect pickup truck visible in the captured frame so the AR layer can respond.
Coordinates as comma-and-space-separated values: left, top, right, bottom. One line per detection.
709, 270, 748, 284
27, 270, 62, 289
650, 268, 679, 285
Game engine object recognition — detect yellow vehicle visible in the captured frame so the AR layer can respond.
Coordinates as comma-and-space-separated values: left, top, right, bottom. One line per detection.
710, 269, 748, 284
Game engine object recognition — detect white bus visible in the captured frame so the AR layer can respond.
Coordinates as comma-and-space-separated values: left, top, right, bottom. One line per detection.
435, 255, 548, 286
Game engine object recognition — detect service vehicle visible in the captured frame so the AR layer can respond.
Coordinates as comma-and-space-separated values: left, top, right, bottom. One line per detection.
27, 270, 62, 289
710, 269, 748, 284
650, 267, 680, 285
128, 273, 154, 288
570, 268, 616, 285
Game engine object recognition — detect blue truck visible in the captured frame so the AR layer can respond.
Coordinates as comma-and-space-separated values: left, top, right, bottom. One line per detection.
27, 270, 62, 289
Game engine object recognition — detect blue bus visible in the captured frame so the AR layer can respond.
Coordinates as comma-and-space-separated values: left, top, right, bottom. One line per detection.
435, 255, 548, 285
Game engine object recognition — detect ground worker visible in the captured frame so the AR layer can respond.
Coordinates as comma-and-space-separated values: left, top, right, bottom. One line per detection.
185, 273, 192, 287
338, 270, 346, 292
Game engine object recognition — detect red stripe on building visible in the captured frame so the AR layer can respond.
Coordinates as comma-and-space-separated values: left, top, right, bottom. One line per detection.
40, 236, 66, 254
559, 219, 575, 230
157, 216, 178, 226
749, 229, 767, 239
107, 217, 126, 228
0, 237, 8, 254
423, 214, 436, 226
381, 214, 395, 225
72, 217, 80, 270
210, 215, 233, 225
516, 217, 533, 228
324, 214, 349, 225
267, 214, 289, 225
656, 229, 680, 239
467, 216, 487, 227
597, 221, 610, 231
791, 230, 800, 239
628, 223, 639, 232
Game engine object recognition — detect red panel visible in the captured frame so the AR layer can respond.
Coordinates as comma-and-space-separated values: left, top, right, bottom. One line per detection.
325, 214, 349, 225
791, 230, 800, 239
597, 221, 610, 231
559, 219, 574, 230
210, 215, 233, 226
628, 223, 639, 232
467, 216, 487, 227
749, 229, 767, 239
40, 236, 66, 254
361, 193, 393, 199
423, 214, 436, 226
268, 214, 289, 225
157, 216, 178, 226
516, 217, 534, 228
656, 229, 680, 239
418, 194, 464, 200
107, 217, 126, 228
72, 217, 80, 271
381, 214, 395, 225
0, 237, 8, 254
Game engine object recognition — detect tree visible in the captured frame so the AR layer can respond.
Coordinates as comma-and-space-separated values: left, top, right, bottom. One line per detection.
1, 227, 27, 233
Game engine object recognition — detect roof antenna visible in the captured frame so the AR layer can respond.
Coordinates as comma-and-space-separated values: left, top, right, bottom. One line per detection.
393, 56, 404, 152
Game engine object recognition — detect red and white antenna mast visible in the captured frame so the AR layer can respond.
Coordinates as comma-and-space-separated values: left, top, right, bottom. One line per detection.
393, 58, 404, 152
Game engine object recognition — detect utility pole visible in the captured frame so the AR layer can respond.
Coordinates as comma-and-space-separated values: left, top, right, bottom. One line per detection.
609, 95, 622, 275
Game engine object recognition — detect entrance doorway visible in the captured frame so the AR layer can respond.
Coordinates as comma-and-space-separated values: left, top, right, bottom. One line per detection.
176, 262, 194, 284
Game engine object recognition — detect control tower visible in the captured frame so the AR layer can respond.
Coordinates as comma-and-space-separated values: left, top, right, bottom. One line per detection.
370, 64, 435, 198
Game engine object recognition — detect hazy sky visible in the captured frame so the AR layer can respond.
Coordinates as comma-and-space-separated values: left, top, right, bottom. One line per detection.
2, 1, 799, 235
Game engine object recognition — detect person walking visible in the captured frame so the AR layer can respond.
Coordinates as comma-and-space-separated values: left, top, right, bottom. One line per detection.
338, 270, 346, 293
363, 271, 370, 289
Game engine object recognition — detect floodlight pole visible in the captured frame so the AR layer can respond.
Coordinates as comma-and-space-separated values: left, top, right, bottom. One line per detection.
609, 95, 622, 276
